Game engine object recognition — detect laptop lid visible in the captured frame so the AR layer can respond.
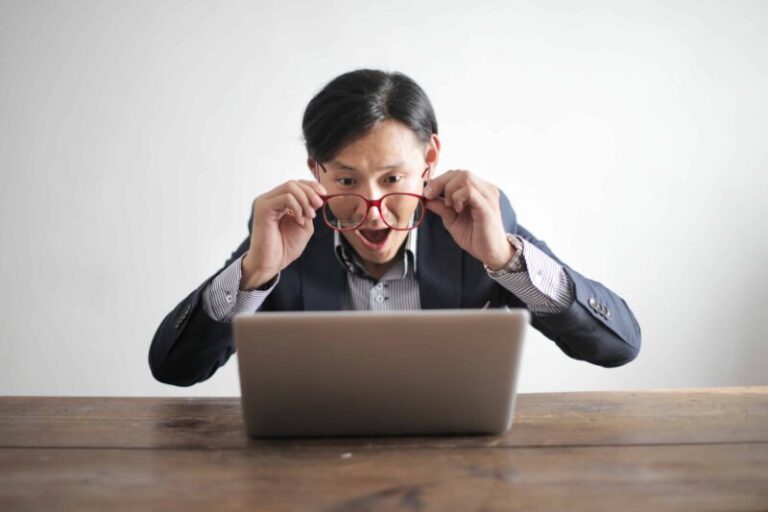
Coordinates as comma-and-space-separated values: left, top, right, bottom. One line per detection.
234, 308, 529, 438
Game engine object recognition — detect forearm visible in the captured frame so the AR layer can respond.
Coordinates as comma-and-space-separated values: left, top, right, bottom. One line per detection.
149, 277, 236, 386
202, 253, 280, 321
492, 190, 641, 367
529, 265, 641, 367
508, 225, 641, 367
149, 236, 266, 387
488, 234, 575, 315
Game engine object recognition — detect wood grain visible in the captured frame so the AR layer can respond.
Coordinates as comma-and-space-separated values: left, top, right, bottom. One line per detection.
2, 388, 767, 511
1, 387, 766, 449
1, 444, 766, 512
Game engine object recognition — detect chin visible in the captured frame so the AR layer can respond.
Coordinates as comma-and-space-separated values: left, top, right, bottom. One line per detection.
351, 241, 391, 260
365, 250, 397, 263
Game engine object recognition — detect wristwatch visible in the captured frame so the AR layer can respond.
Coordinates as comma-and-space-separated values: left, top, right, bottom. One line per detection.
484, 233, 526, 276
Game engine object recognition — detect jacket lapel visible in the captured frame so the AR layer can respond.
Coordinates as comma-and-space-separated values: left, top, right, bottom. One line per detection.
417, 211, 463, 309
300, 216, 347, 311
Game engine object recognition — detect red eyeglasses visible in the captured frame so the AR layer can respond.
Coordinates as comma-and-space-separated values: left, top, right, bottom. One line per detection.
316, 162, 431, 232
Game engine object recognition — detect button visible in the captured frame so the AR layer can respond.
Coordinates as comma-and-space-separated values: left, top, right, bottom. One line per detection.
606, 310, 612, 319
375, 283, 384, 290
589, 298, 597, 308
375, 296, 385, 303
178, 304, 191, 322
225, 292, 233, 304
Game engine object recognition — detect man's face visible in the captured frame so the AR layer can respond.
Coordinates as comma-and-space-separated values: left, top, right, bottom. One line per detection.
311, 119, 439, 267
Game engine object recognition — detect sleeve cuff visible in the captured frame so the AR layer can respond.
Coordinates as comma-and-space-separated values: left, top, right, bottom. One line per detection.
488, 235, 575, 314
201, 254, 280, 321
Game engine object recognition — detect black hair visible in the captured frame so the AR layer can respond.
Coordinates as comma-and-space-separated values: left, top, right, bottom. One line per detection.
301, 69, 438, 164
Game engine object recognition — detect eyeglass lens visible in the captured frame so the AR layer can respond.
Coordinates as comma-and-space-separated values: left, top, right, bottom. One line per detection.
323, 194, 425, 230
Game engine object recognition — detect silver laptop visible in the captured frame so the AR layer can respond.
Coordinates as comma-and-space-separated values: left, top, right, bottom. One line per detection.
233, 308, 529, 438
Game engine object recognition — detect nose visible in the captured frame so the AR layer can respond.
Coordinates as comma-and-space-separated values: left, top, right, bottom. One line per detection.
363, 202, 386, 229
356, 184, 387, 228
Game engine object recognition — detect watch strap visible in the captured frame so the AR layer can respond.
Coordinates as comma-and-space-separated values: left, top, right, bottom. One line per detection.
484, 233, 526, 277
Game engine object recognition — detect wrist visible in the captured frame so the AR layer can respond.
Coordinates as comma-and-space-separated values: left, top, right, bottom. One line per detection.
240, 254, 278, 291
484, 233, 526, 275
484, 235, 516, 271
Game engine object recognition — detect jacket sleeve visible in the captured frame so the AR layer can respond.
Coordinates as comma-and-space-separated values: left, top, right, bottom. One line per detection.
148, 219, 254, 387
497, 190, 642, 367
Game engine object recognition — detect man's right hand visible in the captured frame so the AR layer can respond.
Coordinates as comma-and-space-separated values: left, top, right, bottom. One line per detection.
240, 179, 327, 290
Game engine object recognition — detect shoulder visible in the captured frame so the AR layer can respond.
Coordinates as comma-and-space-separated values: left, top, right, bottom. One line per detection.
497, 188, 518, 234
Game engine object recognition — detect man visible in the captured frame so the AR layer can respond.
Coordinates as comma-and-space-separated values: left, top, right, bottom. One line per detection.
149, 69, 641, 387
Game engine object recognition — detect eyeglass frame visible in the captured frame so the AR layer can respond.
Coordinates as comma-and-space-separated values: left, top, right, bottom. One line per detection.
315, 161, 432, 232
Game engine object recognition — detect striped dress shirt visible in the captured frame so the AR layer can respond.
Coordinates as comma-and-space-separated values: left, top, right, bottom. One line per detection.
202, 228, 575, 321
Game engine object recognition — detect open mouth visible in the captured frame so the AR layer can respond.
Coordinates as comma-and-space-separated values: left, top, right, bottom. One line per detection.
357, 227, 391, 249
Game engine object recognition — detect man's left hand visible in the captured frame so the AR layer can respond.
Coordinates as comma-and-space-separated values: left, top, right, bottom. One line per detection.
423, 170, 513, 270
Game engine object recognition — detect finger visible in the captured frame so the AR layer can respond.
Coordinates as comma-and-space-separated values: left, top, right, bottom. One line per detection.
452, 181, 487, 213
425, 198, 458, 225
295, 180, 325, 211
423, 170, 456, 200
285, 181, 316, 220
300, 179, 328, 198
261, 181, 291, 200
442, 174, 469, 208
450, 187, 472, 213
262, 179, 325, 203
301, 213, 316, 234
270, 193, 306, 226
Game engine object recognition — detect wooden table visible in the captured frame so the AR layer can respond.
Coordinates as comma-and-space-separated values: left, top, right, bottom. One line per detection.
1, 387, 767, 511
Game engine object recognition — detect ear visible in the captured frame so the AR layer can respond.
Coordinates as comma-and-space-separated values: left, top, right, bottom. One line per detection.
307, 158, 320, 181
422, 133, 441, 186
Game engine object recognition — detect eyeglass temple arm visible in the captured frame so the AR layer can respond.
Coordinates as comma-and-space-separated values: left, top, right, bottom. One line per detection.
422, 166, 430, 187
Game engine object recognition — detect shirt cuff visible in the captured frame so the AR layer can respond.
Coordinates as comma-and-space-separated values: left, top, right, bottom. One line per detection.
201, 254, 280, 321
488, 235, 575, 315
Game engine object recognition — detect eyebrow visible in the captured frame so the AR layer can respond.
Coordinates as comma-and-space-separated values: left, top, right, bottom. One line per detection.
330, 161, 406, 173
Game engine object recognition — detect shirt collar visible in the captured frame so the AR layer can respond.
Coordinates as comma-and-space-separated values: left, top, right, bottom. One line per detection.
333, 228, 418, 280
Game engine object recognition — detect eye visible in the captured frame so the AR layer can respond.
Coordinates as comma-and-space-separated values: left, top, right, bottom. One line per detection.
385, 175, 403, 184
336, 177, 355, 186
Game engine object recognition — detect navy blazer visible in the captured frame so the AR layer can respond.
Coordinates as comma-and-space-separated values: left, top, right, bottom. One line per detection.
149, 191, 641, 386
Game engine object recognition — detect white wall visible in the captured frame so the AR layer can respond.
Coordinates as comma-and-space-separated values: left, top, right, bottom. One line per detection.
1, 0, 766, 396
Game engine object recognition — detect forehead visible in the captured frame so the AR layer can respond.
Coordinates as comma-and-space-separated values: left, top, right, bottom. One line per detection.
330, 120, 423, 172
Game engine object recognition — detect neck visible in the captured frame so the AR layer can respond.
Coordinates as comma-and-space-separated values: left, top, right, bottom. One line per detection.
361, 260, 395, 281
